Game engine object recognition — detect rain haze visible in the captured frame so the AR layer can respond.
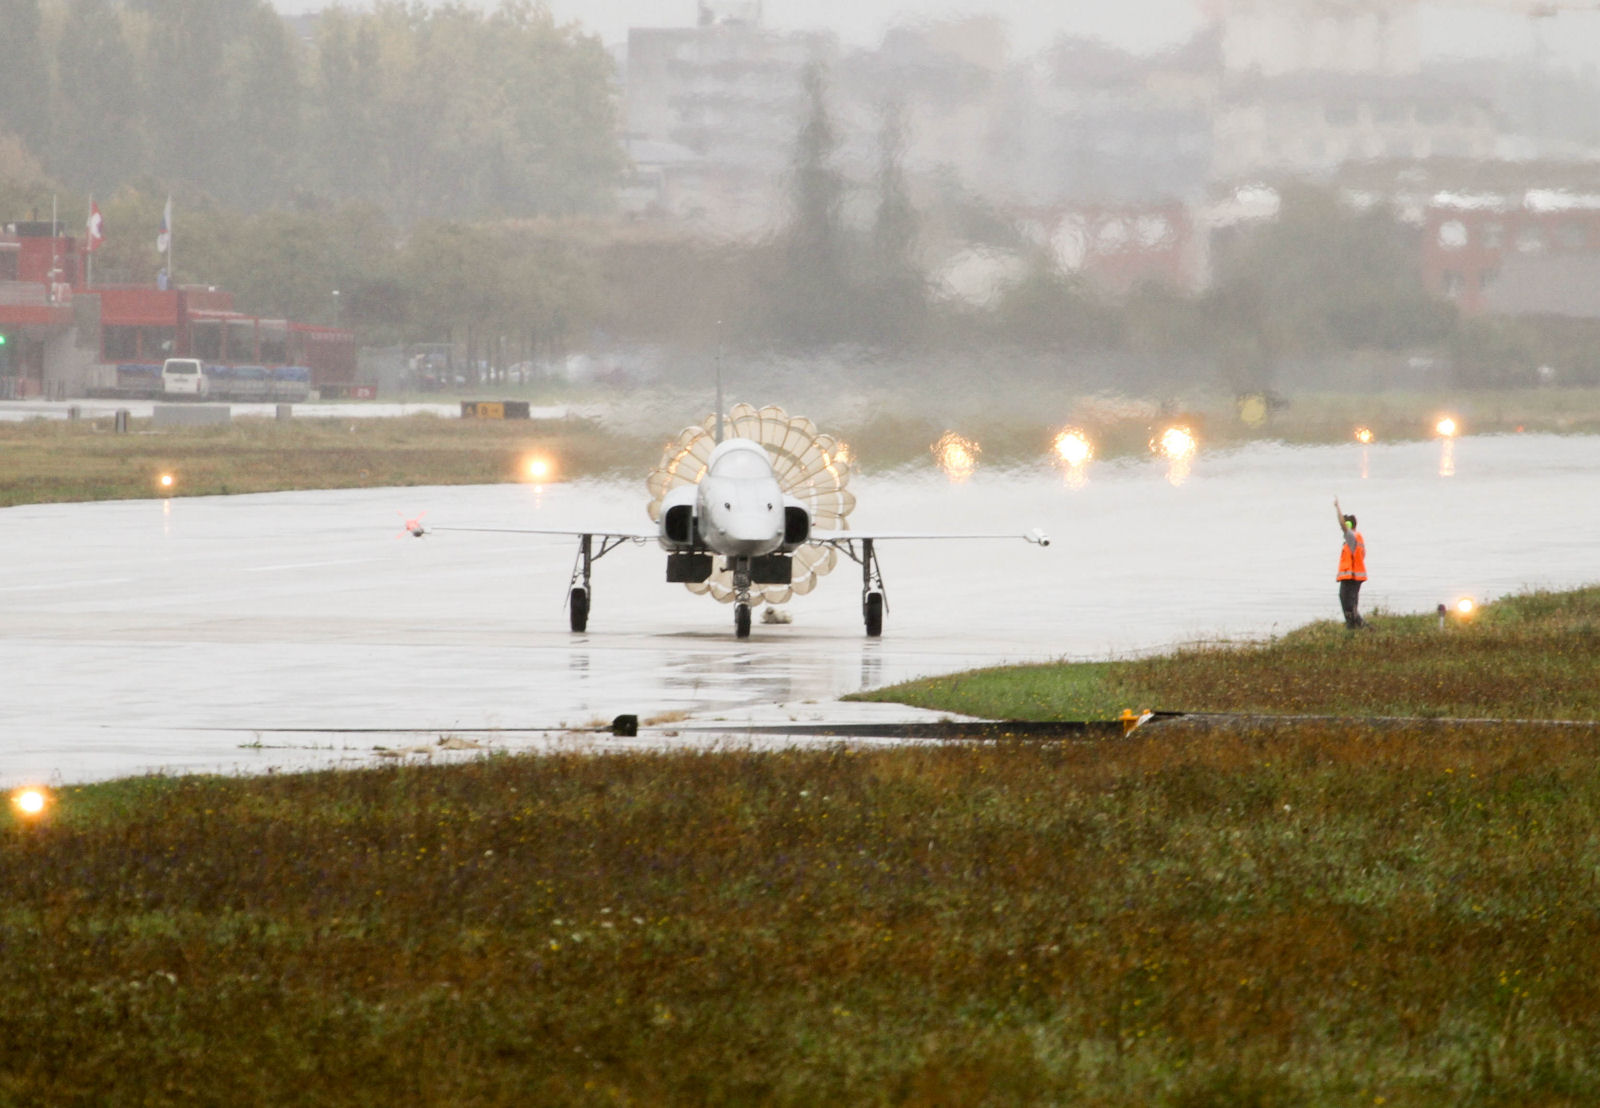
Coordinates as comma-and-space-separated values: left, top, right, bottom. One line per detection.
7, 0, 1600, 783
263, 0, 1600, 63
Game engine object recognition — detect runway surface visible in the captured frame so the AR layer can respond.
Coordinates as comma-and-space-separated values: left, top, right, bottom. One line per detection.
5, 432, 1599, 786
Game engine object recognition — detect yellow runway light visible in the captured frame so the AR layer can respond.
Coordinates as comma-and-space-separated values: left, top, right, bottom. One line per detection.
1153, 425, 1197, 461
1151, 425, 1197, 486
932, 431, 980, 482
1456, 597, 1476, 616
11, 787, 49, 819
1435, 416, 1459, 438
1052, 428, 1093, 468
521, 453, 556, 483
157, 472, 175, 492
1354, 426, 1374, 444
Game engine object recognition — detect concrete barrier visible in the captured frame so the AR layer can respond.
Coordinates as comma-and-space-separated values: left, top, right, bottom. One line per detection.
152, 404, 231, 428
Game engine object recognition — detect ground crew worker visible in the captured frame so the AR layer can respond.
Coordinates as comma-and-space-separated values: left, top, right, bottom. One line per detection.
1333, 496, 1366, 629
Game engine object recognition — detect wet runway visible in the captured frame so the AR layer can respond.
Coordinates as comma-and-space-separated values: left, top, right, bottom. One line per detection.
5, 432, 1599, 786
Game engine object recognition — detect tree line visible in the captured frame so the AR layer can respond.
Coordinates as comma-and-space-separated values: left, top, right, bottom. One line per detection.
0, 0, 620, 219
1, 6, 1520, 388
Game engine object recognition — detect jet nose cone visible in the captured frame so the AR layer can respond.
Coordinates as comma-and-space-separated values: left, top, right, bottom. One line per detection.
719, 525, 782, 556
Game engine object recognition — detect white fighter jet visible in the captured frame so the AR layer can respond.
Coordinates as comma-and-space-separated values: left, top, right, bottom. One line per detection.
410, 401, 1048, 639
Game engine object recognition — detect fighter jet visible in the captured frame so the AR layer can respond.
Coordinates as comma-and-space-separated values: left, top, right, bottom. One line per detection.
410, 401, 1048, 639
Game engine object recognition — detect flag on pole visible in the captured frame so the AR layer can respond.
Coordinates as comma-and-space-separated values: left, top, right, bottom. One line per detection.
87, 200, 104, 253
156, 195, 172, 254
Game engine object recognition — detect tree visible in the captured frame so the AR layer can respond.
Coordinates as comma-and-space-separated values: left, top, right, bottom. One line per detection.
310, 8, 385, 205
1211, 186, 1454, 360
771, 62, 852, 346
219, 4, 303, 207
55, 0, 144, 193
140, 0, 239, 189
863, 97, 925, 346
0, 0, 51, 160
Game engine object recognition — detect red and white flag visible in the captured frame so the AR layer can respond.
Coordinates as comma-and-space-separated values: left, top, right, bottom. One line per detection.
86, 201, 104, 252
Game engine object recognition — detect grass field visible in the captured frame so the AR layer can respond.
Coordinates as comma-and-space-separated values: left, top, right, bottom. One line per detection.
0, 414, 653, 507
6, 726, 1599, 1104
5, 386, 1600, 506
6, 587, 1600, 1103
851, 585, 1600, 724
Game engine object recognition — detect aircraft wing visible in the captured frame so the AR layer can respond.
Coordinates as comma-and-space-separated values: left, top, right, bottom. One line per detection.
811, 528, 1049, 547
411, 524, 653, 542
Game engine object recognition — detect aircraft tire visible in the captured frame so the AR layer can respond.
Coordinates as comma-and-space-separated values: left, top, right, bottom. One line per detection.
570, 587, 589, 632
735, 602, 751, 639
864, 592, 883, 637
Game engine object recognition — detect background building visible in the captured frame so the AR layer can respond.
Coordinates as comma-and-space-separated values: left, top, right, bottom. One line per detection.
0, 220, 355, 399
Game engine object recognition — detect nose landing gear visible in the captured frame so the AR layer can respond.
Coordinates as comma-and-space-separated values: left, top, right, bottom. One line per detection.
731, 557, 753, 639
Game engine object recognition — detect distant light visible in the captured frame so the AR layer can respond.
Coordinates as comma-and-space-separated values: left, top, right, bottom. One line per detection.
1238, 394, 1268, 428
1436, 416, 1458, 438
1153, 425, 1197, 461
522, 454, 554, 483
1456, 597, 1476, 616
158, 473, 175, 491
932, 431, 980, 482
1354, 426, 1374, 445
1052, 427, 1093, 468
11, 788, 47, 818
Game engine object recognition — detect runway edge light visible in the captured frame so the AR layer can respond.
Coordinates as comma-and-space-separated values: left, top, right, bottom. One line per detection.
11, 787, 50, 820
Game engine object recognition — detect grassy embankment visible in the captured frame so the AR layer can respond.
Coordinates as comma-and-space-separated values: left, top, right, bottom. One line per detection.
4, 386, 1600, 506
0, 413, 652, 507
6, 587, 1600, 1102
851, 585, 1600, 723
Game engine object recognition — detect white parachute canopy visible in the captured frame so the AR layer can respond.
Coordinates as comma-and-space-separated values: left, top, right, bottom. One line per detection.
646, 402, 856, 604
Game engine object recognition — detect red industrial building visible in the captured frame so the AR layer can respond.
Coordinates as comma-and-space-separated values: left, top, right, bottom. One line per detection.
0, 219, 355, 399
1422, 198, 1600, 317
1014, 202, 1210, 295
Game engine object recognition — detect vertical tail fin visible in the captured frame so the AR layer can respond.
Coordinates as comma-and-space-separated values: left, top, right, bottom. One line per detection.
714, 337, 725, 444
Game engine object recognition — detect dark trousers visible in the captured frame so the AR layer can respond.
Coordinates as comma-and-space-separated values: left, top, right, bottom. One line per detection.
1339, 579, 1364, 629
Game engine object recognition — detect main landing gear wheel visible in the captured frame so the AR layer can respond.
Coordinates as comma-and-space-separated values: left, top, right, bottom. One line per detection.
569, 587, 589, 632
864, 591, 883, 638
735, 602, 752, 639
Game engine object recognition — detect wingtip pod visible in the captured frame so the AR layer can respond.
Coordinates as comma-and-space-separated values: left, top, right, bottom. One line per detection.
1028, 528, 1050, 547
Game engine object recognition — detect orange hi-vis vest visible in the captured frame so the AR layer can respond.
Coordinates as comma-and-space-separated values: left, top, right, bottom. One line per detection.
1337, 531, 1367, 582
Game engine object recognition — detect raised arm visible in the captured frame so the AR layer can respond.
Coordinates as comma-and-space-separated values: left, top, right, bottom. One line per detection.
1333, 497, 1357, 551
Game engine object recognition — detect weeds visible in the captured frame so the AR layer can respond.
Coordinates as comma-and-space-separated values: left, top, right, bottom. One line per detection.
8, 387, 1600, 506
5, 729, 1600, 1103
857, 586, 1600, 723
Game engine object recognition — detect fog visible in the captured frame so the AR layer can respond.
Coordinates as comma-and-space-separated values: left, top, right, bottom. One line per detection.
264, 1, 1600, 66
11, 0, 1600, 409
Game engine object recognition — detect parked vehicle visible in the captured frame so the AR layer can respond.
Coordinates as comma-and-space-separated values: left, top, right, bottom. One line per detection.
117, 362, 313, 402
160, 358, 208, 398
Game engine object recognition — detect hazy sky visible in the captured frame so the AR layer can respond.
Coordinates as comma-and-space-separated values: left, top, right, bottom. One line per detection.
271, 1, 1600, 66
271, 1, 1200, 52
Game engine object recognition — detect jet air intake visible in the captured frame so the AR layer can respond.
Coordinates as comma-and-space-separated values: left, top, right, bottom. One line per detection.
783, 505, 810, 547
661, 503, 697, 547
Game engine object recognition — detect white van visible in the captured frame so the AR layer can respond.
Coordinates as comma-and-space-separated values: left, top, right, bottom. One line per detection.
160, 358, 209, 398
